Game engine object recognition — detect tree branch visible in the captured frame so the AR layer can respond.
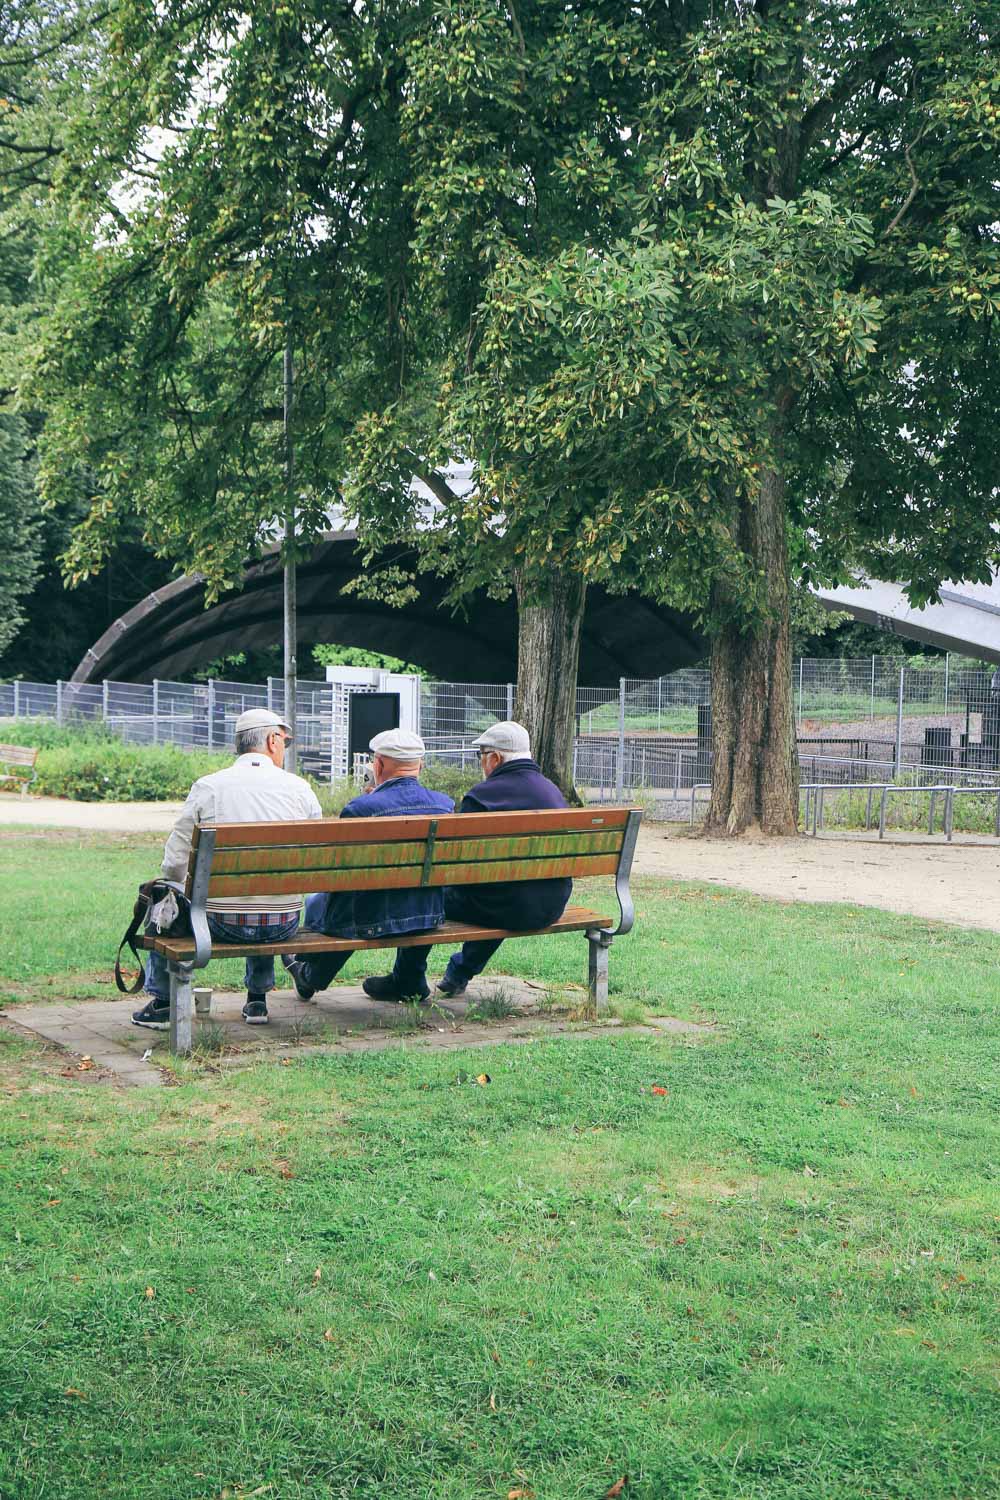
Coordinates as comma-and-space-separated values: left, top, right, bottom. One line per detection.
800, 40, 908, 157
883, 137, 921, 236
403, 456, 461, 507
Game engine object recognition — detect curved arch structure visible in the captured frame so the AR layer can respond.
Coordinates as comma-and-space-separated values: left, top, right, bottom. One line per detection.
72, 531, 706, 687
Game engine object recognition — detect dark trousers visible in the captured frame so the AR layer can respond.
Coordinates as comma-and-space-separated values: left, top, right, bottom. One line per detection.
441, 888, 506, 986
298, 941, 433, 997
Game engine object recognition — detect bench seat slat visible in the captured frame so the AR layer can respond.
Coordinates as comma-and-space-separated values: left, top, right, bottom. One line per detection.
205, 852, 620, 899
199, 807, 633, 850
208, 828, 625, 878
142, 905, 615, 961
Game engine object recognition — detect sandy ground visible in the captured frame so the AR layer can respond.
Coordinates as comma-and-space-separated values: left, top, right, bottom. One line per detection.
3, 793, 997, 933
0, 793, 184, 832
634, 826, 1000, 933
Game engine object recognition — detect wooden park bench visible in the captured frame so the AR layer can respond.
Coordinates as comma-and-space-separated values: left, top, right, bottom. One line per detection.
141, 805, 643, 1053
0, 743, 39, 797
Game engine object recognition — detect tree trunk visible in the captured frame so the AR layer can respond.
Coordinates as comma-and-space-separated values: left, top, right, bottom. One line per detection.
513, 567, 586, 802
705, 438, 798, 836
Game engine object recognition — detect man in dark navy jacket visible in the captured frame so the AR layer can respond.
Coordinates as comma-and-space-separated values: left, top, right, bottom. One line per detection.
437, 721, 571, 998
284, 729, 454, 1003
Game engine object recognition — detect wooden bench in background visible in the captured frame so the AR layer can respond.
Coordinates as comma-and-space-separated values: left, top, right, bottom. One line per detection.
0, 743, 39, 797
142, 806, 643, 1053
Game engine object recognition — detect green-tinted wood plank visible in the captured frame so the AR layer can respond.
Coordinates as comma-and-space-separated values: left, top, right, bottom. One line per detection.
206, 853, 619, 899
208, 829, 623, 878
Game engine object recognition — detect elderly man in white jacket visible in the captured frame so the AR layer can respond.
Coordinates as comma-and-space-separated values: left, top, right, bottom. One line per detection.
132, 708, 322, 1029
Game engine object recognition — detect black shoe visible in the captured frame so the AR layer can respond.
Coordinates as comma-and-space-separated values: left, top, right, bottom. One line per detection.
242, 993, 269, 1025
363, 974, 430, 1004
436, 977, 468, 999
131, 998, 170, 1028
283, 957, 315, 1001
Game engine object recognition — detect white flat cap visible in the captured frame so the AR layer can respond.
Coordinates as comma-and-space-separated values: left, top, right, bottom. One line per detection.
370, 728, 426, 761
234, 708, 291, 735
471, 720, 531, 755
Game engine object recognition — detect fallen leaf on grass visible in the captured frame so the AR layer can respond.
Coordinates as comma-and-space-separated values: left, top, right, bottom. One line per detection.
489, 1391, 497, 1411
893, 1326, 918, 1337
144, 1286, 156, 1299
77, 1056, 94, 1072
803, 1165, 817, 1177
323, 1329, 334, 1342
45, 1199, 61, 1207
275, 1160, 295, 1180
312, 1266, 322, 1284
64, 1387, 86, 1399
604, 1479, 628, 1498
281, 1058, 293, 1066
651, 1085, 668, 1097
141, 1049, 153, 1062
507, 1489, 534, 1499
475, 1073, 491, 1086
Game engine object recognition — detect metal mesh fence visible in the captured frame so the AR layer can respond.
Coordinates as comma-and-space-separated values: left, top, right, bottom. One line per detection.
4, 657, 1000, 809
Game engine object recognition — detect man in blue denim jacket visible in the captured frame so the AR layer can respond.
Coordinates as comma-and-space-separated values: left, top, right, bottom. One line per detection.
284, 730, 454, 1003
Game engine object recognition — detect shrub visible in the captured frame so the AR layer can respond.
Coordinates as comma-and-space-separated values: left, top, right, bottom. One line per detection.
32, 738, 232, 802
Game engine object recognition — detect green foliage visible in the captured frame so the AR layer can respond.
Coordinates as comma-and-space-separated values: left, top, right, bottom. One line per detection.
32, 737, 231, 801
311, 644, 427, 677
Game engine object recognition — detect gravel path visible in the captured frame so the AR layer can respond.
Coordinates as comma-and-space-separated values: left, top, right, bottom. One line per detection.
4, 793, 997, 933
0, 794, 184, 832
634, 826, 1000, 933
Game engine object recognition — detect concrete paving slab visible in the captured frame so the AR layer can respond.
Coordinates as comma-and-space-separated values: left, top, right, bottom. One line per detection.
4, 975, 712, 1085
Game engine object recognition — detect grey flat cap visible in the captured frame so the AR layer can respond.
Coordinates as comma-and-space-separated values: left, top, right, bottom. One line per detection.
471, 721, 531, 755
234, 708, 291, 735
370, 728, 426, 761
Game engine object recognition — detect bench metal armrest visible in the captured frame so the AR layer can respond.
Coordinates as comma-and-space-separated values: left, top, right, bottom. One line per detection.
188, 828, 216, 968
608, 808, 642, 937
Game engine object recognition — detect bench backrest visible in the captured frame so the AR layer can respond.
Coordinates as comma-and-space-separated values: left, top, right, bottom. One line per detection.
187, 807, 641, 901
180, 806, 642, 968
0, 744, 38, 768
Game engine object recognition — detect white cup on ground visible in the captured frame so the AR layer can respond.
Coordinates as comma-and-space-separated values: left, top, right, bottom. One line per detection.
193, 987, 212, 1018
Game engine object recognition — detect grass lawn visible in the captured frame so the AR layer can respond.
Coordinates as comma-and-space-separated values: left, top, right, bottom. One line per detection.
1, 829, 998, 1498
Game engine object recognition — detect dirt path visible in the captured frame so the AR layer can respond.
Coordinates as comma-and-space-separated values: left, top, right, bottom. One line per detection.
634, 826, 1000, 933
0, 794, 184, 832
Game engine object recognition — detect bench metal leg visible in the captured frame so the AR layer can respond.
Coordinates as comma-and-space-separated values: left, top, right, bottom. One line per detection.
169, 960, 194, 1056
587, 929, 612, 1014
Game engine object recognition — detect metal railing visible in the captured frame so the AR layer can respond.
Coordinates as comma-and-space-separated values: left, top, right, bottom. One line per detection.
802, 781, 1000, 842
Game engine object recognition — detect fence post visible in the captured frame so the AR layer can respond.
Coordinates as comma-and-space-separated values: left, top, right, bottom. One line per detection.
12, 680, 20, 717
152, 680, 160, 743
102, 679, 110, 722
797, 657, 804, 726
870, 656, 876, 719
894, 667, 905, 775
56, 680, 64, 725
506, 682, 515, 719
616, 678, 625, 799
267, 677, 274, 712
944, 652, 950, 715
657, 676, 662, 732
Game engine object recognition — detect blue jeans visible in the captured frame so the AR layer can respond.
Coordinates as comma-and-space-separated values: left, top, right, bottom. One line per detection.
144, 913, 300, 1003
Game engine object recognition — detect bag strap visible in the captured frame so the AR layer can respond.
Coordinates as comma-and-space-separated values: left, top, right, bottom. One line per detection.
115, 883, 158, 995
